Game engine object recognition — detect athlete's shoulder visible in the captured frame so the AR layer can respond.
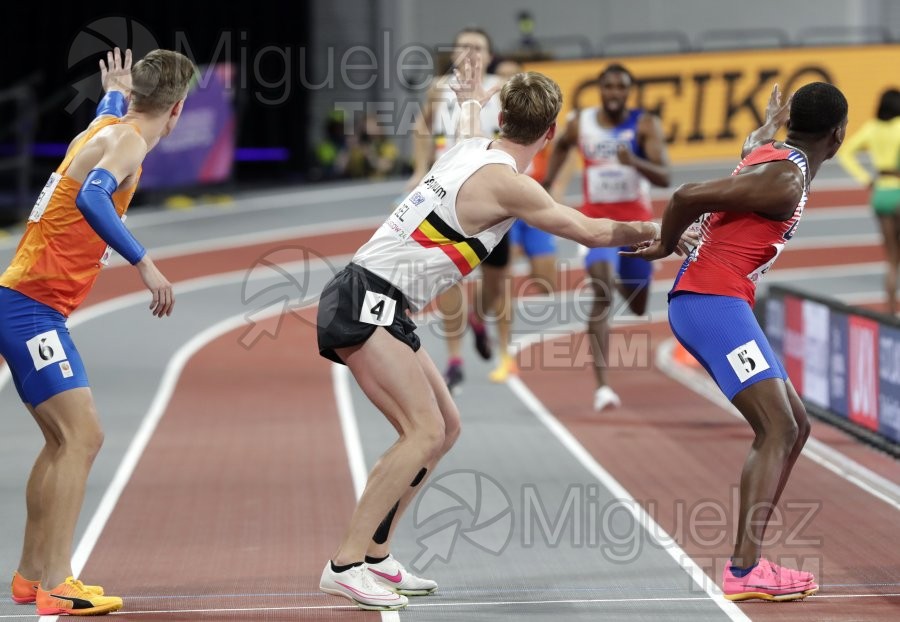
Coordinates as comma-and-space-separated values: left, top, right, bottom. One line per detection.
95, 123, 147, 157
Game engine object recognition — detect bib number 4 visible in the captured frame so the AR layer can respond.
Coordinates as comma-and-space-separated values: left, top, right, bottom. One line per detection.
359, 291, 397, 326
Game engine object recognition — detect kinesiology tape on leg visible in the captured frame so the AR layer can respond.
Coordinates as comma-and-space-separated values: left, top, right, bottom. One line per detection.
373, 501, 399, 544
410, 467, 427, 487
371, 469, 428, 544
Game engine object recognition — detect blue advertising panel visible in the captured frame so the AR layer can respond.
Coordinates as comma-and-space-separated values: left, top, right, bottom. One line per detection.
829, 311, 849, 420
878, 324, 900, 443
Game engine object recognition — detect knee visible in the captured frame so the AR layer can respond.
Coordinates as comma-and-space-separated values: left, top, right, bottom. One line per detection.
773, 416, 800, 451
410, 417, 446, 458
755, 415, 798, 452
58, 417, 104, 461
442, 413, 461, 453
68, 427, 104, 461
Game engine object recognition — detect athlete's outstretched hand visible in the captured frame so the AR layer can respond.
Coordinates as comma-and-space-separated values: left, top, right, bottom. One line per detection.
451, 53, 501, 108
621, 239, 669, 261
764, 83, 791, 129
100, 48, 132, 97
136, 256, 174, 317
620, 227, 700, 261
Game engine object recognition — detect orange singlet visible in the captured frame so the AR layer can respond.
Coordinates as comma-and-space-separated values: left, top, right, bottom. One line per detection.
0, 117, 141, 316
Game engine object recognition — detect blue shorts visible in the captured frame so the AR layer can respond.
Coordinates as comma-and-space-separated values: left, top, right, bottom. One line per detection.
585, 246, 653, 291
668, 292, 787, 400
509, 220, 556, 258
0, 287, 90, 406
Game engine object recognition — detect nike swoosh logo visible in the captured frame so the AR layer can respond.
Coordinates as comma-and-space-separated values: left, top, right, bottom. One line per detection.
368, 568, 403, 583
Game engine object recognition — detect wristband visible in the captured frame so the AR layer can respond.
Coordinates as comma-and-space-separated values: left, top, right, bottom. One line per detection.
96, 91, 127, 118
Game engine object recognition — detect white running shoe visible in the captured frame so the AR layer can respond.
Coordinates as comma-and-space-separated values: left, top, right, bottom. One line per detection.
593, 385, 621, 412
319, 562, 408, 610
368, 554, 438, 596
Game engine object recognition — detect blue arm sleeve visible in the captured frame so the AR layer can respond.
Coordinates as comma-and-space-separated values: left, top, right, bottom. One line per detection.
95, 91, 127, 118
75, 168, 146, 265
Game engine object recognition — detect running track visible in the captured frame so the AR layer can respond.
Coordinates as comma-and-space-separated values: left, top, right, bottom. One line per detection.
0, 178, 897, 621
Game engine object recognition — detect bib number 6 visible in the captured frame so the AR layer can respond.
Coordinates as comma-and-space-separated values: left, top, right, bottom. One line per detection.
359, 291, 397, 326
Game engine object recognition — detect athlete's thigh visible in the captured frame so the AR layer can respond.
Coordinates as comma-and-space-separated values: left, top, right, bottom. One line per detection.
340, 328, 442, 432
415, 346, 460, 434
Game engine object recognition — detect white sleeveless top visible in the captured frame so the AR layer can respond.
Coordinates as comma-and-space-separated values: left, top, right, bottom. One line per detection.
431, 74, 504, 160
577, 107, 649, 206
353, 137, 516, 311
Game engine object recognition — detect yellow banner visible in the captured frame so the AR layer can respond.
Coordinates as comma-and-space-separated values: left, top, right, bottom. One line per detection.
526, 45, 900, 162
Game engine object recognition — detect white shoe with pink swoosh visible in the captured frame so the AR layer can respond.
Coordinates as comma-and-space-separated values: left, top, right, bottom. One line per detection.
368, 554, 438, 596
319, 561, 408, 610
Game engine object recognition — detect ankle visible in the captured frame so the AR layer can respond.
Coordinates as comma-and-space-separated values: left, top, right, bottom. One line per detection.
43, 574, 69, 590
330, 560, 363, 573
16, 567, 41, 582
365, 553, 390, 564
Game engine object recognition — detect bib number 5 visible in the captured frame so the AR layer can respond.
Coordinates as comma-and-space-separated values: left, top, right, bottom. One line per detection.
359, 291, 397, 326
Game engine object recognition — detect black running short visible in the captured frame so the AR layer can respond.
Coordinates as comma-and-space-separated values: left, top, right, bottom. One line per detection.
317, 263, 420, 364
481, 231, 510, 268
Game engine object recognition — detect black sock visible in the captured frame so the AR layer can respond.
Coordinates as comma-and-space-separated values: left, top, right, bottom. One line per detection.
365, 554, 390, 564
330, 560, 363, 573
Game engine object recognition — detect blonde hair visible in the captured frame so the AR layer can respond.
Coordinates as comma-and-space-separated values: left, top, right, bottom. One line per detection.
131, 49, 197, 114
499, 72, 563, 145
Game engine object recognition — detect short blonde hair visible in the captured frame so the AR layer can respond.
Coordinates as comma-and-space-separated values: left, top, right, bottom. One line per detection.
131, 49, 197, 114
499, 72, 563, 145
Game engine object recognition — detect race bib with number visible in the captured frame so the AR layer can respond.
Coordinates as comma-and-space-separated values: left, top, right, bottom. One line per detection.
26, 329, 68, 371
726, 339, 771, 383
385, 188, 438, 240
586, 164, 641, 204
746, 242, 785, 284
29, 173, 62, 222
359, 291, 397, 326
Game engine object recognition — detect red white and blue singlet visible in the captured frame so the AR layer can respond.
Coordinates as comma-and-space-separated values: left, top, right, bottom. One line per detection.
671, 142, 810, 306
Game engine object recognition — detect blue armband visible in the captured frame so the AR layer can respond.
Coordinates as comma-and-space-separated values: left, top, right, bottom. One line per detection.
75, 168, 146, 265
95, 91, 127, 118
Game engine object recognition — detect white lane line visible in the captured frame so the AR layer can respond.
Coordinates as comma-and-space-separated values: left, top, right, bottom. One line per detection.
5, 592, 898, 618
331, 364, 399, 622
655, 339, 900, 510
505, 376, 751, 622
332, 364, 369, 498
